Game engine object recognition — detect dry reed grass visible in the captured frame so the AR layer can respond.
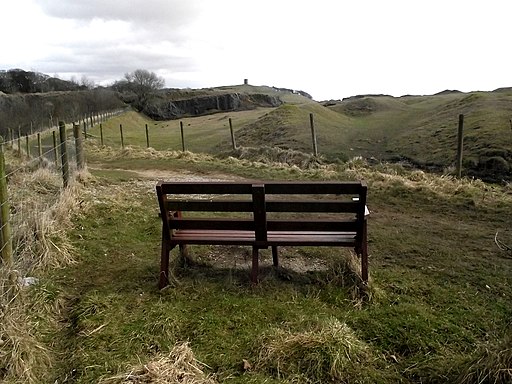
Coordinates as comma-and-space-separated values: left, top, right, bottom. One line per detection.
339, 156, 512, 206
0, 275, 54, 383
0, 151, 86, 383
256, 317, 376, 383
8, 166, 78, 272
100, 342, 217, 384
227, 145, 324, 169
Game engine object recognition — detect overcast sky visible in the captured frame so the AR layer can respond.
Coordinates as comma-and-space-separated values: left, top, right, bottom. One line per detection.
1, 0, 510, 100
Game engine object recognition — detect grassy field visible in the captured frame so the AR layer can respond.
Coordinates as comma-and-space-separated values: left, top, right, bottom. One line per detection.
7, 139, 506, 383
87, 85, 512, 182
336, 91, 512, 172
2, 91, 512, 383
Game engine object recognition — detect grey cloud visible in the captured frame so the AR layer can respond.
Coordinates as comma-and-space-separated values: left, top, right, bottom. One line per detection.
38, 0, 203, 25
37, 41, 197, 86
33, 0, 204, 87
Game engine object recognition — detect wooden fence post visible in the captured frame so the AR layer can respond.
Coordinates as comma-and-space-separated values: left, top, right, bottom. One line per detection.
180, 121, 185, 151
37, 132, 42, 160
83, 120, 87, 140
0, 138, 13, 268
456, 114, 464, 178
145, 124, 150, 148
229, 118, 237, 150
73, 123, 85, 170
8, 128, 13, 149
120, 124, 124, 148
100, 123, 104, 146
25, 135, 30, 158
310, 113, 318, 156
59, 121, 70, 188
52, 130, 58, 168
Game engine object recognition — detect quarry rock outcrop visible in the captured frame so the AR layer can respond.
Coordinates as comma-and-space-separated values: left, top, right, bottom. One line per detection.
143, 93, 282, 120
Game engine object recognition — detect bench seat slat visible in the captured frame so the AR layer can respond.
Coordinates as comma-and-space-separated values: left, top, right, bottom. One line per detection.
265, 234, 356, 246
170, 229, 356, 246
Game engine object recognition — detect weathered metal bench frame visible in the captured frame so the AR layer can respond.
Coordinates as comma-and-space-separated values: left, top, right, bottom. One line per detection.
156, 180, 368, 288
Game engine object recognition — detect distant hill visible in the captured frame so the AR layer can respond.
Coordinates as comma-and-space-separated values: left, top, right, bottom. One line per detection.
209, 87, 512, 182
0, 68, 85, 94
323, 91, 512, 181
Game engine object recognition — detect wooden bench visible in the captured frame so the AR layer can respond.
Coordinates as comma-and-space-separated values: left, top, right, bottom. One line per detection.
156, 181, 368, 288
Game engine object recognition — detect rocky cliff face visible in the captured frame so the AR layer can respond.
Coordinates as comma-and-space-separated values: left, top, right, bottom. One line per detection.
143, 93, 282, 120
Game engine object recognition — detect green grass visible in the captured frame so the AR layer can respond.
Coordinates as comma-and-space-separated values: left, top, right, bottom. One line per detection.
329, 92, 512, 179
90, 108, 273, 154
84, 87, 512, 182
32, 148, 512, 383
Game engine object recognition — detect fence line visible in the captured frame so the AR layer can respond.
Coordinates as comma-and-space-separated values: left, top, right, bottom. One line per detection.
3, 108, 126, 151
0, 109, 123, 288
87, 113, 320, 156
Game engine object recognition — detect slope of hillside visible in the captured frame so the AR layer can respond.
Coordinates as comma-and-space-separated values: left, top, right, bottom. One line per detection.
233, 102, 353, 159
327, 91, 512, 181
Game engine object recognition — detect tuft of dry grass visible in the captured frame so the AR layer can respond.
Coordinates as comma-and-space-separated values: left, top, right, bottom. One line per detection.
0, 150, 86, 383
225, 145, 324, 169
325, 251, 380, 306
0, 277, 53, 384
458, 333, 512, 384
256, 317, 378, 383
339, 157, 512, 207
100, 342, 217, 384
8, 166, 79, 272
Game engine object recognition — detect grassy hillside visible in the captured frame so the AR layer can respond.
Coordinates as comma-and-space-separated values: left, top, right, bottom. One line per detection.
38, 145, 512, 383
147, 85, 512, 182
327, 91, 512, 180
87, 86, 512, 182
232, 103, 353, 159
170, 85, 512, 181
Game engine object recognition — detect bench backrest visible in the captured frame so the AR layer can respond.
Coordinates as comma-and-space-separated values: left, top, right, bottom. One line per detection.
156, 181, 367, 242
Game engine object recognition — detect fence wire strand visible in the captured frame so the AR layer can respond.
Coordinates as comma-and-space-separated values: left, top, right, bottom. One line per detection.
0, 111, 122, 276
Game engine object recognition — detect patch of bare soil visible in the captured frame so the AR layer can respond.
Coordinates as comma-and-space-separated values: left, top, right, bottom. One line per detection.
130, 168, 244, 182
195, 245, 329, 274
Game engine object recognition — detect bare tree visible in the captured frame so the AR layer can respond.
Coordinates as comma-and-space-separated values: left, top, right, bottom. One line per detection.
124, 69, 165, 110
80, 75, 95, 90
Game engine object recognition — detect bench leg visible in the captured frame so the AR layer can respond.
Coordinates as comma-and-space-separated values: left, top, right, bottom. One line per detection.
251, 247, 259, 284
272, 246, 279, 267
361, 220, 369, 283
159, 240, 171, 289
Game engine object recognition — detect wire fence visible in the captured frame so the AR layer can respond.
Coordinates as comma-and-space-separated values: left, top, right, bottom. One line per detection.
0, 109, 123, 287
